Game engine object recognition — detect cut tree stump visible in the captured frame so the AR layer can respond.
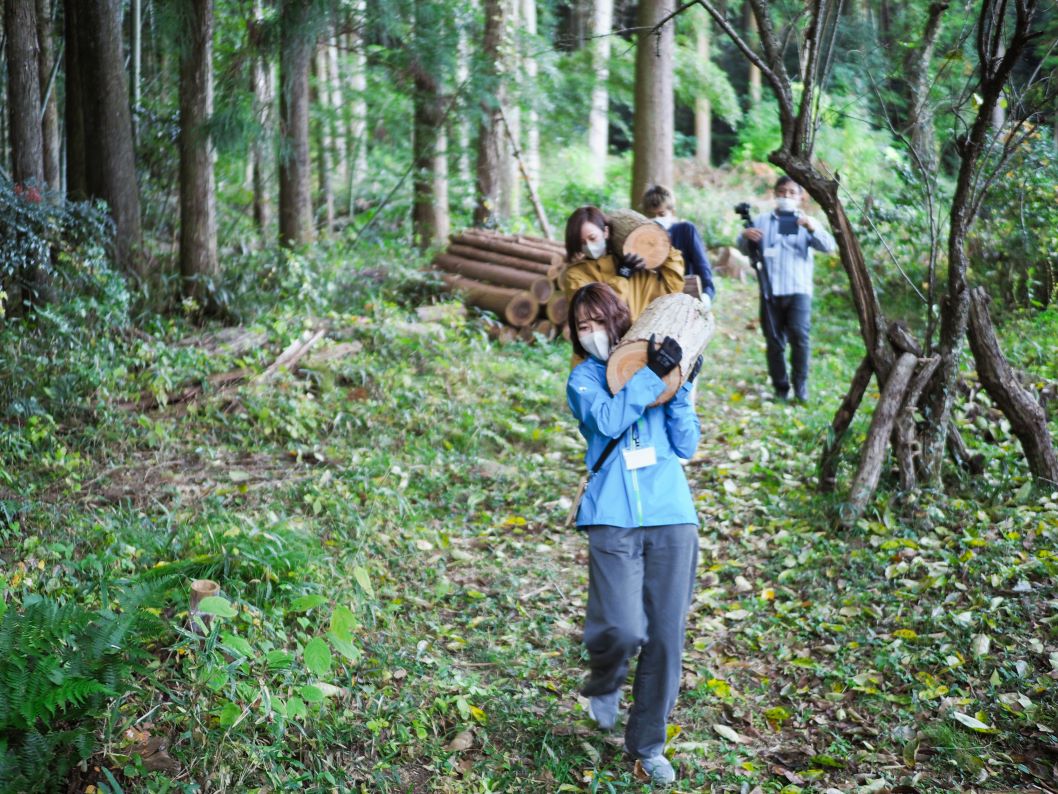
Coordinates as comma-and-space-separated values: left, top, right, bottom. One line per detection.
546, 292, 569, 325
607, 208, 671, 270
441, 274, 539, 327
606, 293, 715, 405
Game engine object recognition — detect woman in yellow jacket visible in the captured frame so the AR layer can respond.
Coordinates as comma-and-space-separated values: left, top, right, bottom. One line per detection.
561, 206, 686, 323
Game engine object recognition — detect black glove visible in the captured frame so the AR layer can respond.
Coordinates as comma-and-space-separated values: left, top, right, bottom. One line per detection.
646, 333, 682, 379
615, 252, 646, 278
687, 355, 703, 383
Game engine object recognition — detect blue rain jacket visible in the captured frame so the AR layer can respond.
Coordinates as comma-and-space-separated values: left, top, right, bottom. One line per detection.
567, 356, 700, 528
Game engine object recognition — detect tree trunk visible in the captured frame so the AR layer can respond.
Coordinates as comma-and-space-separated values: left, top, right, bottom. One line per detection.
130, 0, 142, 142
695, 14, 712, 166
902, 2, 947, 176
497, 0, 519, 221
522, 0, 540, 199
474, 0, 504, 227
746, 2, 761, 105
278, 0, 315, 247
326, 25, 346, 199
73, 0, 143, 275
6, 0, 45, 186
34, 0, 59, 190
250, 0, 274, 240
967, 288, 1058, 484
346, 0, 368, 210
843, 352, 918, 526
179, 0, 219, 308
454, 4, 473, 189
64, 0, 87, 199
587, 0, 613, 184
411, 1, 450, 250
313, 43, 334, 236
818, 355, 873, 492
630, 0, 674, 208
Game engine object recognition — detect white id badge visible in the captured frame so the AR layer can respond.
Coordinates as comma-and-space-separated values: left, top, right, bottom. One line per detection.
622, 446, 657, 470
763, 245, 780, 262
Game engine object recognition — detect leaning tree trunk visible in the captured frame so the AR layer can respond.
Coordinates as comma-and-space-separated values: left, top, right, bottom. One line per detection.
278, 0, 315, 247
34, 0, 59, 190
179, 0, 219, 309
967, 288, 1058, 484
473, 0, 504, 227
630, 0, 674, 208
587, 0, 613, 185
73, 0, 143, 276
6, 0, 45, 187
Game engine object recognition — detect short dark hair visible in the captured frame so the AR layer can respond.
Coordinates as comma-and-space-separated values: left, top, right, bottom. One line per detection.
568, 282, 632, 360
641, 185, 675, 217
774, 175, 802, 192
564, 206, 609, 262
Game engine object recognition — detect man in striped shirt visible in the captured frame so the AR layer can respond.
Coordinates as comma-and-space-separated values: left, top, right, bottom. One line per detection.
737, 176, 836, 402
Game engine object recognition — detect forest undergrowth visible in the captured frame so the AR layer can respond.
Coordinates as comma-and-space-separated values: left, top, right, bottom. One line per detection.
1, 248, 1057, 793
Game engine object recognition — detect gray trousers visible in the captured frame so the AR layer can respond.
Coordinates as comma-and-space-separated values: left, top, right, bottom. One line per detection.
582, 523, 698, 759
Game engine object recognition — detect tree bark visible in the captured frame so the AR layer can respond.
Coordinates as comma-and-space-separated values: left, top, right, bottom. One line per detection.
474, 0, 504, 227
587, 0, 613, 184
347, 0, 368, 206
695, 14, 712, 166
819, 355, 873, 492
967, 288, 1058, 485
411, 1, 450, 250
131, 0, 142, 142
522, 0, 540, 199
326, 25, 346, 197
179, 0, 219, 308
843, 352, 918, 526
64, 0, 87, 199
278, 0, 315, 247
250, 0, 274, 239
902, 2, 947, 176
630, 0, 674, 208
746, 2, 761, 105
6, 0, 45, 186
313, 43, 335, 236
72, 0, 143, 275
34, 0, 59, 190
497, 0, 519, 221
893, 355, 940, 491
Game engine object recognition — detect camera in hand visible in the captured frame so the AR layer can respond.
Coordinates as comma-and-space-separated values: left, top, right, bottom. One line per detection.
776, 210, 799, 236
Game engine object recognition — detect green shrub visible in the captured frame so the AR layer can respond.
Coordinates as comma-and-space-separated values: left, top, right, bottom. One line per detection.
0, 586, 166, 793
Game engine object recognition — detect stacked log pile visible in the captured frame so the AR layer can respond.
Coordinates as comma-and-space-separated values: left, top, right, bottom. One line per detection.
433, 229, 569, 342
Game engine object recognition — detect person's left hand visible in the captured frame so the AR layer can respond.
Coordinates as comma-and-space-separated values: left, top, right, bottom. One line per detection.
616, 252, 646, 278
797, 215, 816, 233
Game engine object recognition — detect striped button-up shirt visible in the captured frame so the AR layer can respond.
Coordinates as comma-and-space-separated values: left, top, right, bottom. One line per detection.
737, 211, 836, 297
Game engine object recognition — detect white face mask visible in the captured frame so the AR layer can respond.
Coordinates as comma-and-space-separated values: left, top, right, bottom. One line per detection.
578, 330, 611, 361
583, 238, 607, 260
776, 197, 799, 213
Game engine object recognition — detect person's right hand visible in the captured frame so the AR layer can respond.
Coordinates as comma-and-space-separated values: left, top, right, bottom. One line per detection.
742, 228, 764, 243
646, 333, 682, 378
616, 252, 646, 278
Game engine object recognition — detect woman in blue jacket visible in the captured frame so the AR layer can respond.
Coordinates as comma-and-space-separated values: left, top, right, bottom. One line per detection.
566, 282, 701, 785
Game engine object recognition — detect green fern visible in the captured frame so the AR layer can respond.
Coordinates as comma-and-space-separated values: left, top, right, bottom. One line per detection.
0, 581, 170, 793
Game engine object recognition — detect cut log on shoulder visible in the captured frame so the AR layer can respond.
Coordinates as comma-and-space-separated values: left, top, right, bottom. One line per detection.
546, 291, 569, 325
451, 233, 558, 267
447, 243, 552, 276
434, 253, 553, 302
606, 293, 715, 405
607, 208, 671, 271
441, 274, 539, 327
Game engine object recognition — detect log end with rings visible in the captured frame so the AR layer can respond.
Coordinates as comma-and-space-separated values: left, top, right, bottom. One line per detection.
607, 208, 672, 270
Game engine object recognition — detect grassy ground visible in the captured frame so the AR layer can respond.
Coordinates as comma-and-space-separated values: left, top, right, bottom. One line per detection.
2, 250, 1057, 793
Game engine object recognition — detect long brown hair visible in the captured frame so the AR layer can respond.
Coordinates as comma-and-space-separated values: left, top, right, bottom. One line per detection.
564, 206, 609, 262
568, 282, 632, 360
